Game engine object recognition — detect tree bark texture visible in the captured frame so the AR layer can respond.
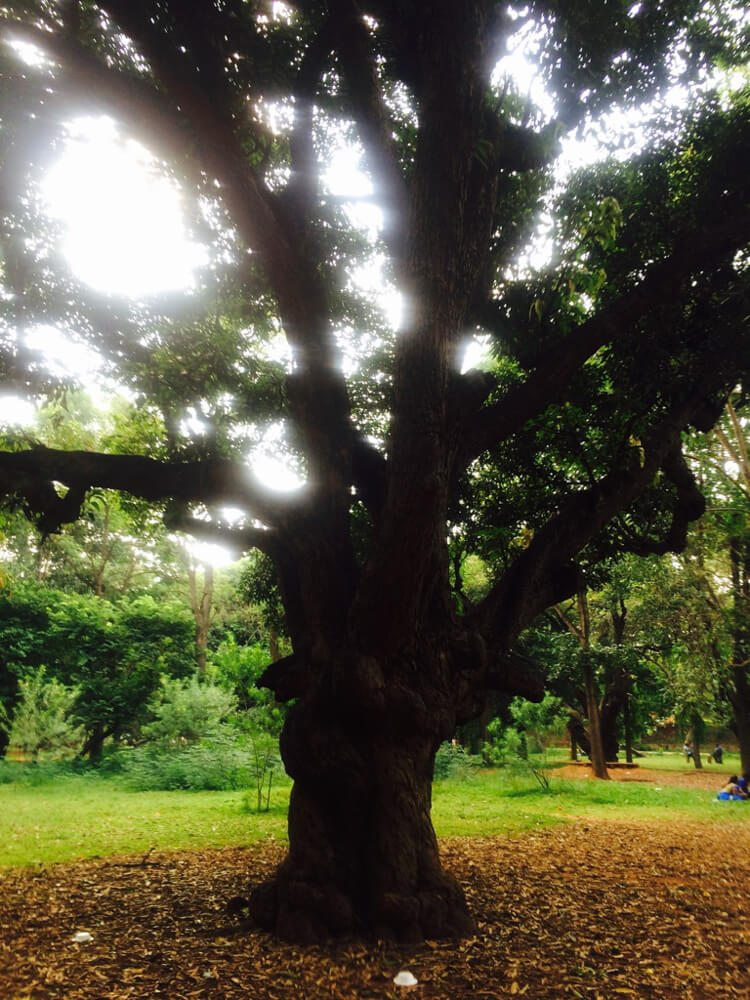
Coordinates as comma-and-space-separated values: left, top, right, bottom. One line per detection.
251, 643, 476, 941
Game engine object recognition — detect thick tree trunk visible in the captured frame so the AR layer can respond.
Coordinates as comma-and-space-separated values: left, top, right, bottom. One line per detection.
250, 647, 475, 942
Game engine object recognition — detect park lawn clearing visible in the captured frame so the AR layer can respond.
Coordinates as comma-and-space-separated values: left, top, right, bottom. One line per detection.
0, 776, 290, 868
1, 757, 746, 867
1, 816, 749, 1000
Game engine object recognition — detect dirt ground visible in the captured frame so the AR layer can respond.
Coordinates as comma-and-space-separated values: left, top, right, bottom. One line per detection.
1, 768, 748, 1000
556, 760, 738, 791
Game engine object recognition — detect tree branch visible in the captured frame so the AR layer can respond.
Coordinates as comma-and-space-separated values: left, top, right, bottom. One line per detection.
470, 397, 711, 646
162, 507, 279, 558
458, 210, 750, 467
616, 443, 705, 557
328, 0, 409, 257
0, 446, 297, 533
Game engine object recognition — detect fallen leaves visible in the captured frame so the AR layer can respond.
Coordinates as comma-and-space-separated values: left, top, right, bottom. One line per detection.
0, 818, 749, 999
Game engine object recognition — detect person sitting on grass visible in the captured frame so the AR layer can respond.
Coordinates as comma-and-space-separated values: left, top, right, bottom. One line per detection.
716, 775, 749, 801
707, 742, 723, 764
738, 774, 749, 797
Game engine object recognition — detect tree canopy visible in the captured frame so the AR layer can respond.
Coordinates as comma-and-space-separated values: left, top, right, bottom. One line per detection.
0, 0, 749, 941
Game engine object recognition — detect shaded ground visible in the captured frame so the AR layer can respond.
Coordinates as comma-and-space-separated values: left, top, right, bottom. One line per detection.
1, 815, 749, 1000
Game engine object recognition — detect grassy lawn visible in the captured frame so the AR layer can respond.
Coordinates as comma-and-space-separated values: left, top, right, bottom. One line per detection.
0, 771, 290, 867
2, 753, 747, 868
432, 765, 748, 836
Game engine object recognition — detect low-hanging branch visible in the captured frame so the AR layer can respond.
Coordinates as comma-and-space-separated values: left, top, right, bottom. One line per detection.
0, 447, 299, 531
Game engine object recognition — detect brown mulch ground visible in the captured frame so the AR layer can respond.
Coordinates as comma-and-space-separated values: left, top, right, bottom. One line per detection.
556, 761, 736, 791
1, 769, 749, 1000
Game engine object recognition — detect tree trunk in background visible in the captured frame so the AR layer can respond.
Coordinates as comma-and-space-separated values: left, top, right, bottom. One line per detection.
732, 697, 750, 776
569, 726, 578, 761
688, 715, 704, 769
729, 535, 750, 775
577, 588, 609, 779
269, 631, 282, 663
188, 562, 214, 676
624, 695, 634, 764
582, 654, 609, 778
82, 723, 106, 762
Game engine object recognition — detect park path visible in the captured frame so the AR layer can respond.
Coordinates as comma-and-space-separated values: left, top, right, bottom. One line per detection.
1, 814, 748, 1000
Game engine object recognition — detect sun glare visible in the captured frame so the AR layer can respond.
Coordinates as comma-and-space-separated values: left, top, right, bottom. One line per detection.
42, 117, 207, 297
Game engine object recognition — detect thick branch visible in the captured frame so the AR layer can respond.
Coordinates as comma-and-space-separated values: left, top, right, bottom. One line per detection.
485, 650, 545, 702
617, 444, 705, 556
329, 0, 409, 256
162, 508, 278, 558
470, 399, 708, 645
0, 446, 295, 530
459, 211, 750, 466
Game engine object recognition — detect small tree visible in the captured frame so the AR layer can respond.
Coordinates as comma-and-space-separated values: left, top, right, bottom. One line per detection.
5, 667, 83, 761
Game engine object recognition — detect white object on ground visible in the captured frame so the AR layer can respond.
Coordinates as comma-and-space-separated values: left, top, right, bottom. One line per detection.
72, 931, 93, 943
393, 970, 418, 987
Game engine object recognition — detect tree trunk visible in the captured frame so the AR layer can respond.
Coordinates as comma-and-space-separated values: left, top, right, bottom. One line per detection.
582, 654, 609, 779
569, 725, 578, 761
729, 681, 750, 776
269, 630, 282, 663
188, 562, 214, 676
624, 694, 634, 764
577, 588, 609, 779
82, 724, 106, 762
250, 647, 475, 942
729, 535, 750, 775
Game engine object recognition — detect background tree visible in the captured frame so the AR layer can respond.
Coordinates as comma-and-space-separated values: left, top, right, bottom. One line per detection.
0, 0, 748, 941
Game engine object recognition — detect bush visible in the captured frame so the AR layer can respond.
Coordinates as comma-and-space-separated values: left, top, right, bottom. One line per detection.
433, 741, 480, 780
3, 667, 83, 761
142, 675, 237, 744
210, 637, 285, 734
119, 728, 284, 793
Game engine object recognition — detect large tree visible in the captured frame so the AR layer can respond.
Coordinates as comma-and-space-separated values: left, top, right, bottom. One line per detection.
1, 1, 749, 941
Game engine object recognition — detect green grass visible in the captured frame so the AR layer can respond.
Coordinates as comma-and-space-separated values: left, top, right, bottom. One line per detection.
542, 746, 745, 774
0, 770, 290, 867
432, 765, 750, 837
1, 758, 747, 869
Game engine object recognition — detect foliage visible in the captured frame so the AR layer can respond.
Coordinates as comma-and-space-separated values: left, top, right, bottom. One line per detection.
120, 733, 255, 792
0, 583, 196, 756
210, 637, 285, 734
432, 741, 481, 781
142, 675, 237, 745
242, 730, 282, 813
0, 0, 749, 938
3, 667, 83, 760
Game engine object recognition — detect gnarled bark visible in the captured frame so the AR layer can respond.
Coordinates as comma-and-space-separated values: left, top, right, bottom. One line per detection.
251, 644, 476, 941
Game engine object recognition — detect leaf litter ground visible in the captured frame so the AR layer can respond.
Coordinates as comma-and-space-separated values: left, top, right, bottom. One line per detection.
1, 768, 748, 1000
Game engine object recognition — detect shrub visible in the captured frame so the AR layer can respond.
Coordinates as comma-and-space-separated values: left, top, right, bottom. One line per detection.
433, 741, 480, 780
142, 675, 237, 744
3, 667, 83, 761
210, 637, 285, 734
119, 728, 285, 793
